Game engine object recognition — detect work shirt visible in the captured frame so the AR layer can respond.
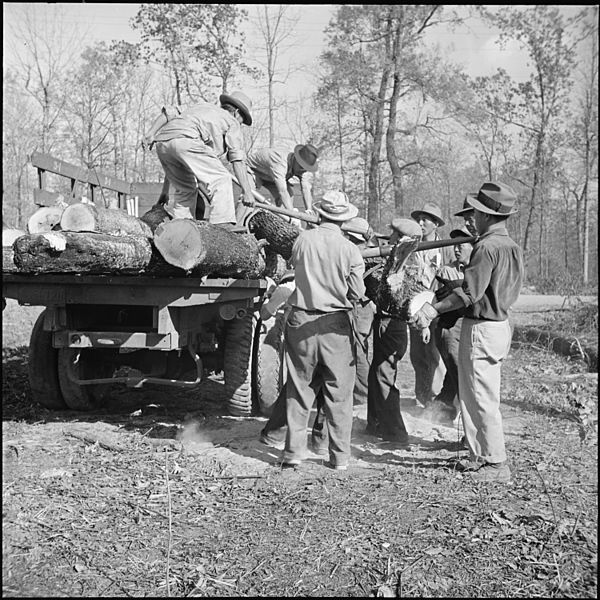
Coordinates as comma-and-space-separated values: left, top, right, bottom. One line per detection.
153, 101, 246, 163
288, 222, 365, 312
412, 232, 443, 289
454, 223, 523, 321
438, 260, 464, 282
247, 147, 313, 205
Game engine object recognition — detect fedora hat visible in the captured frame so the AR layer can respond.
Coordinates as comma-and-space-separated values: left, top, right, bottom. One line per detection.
293, 143, 319, 172
389, 217, 422, 238
411, 202, 445, 227
219, 90, 253, 126
467, 182, 518, 216
449, 226, 473, 239
344, 216, 371, 242
454, 193, 477, 217
312, 190, 358, 222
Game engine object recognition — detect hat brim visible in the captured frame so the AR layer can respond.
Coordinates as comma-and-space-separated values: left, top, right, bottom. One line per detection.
453, 207, 475, 217
294, 145, 318, 172
410, 210, 445, 227
219, 94, 252, 126
466, 195, 518, 216
449, 228, 473, 239
313, 201, 358, 222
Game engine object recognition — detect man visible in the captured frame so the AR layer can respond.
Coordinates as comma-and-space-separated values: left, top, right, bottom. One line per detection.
365, 217, 422, 444
260, 216, 374, 456
147, 90, 256, 225
409, 182, 524, 483
454, 194, 478, 236
427, 226, 474, 425
408, 202, 446, 407
246, 144, 319, 211
282, 191, 365, 471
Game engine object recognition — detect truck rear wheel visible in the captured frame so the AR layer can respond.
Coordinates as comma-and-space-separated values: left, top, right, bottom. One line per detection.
28, 309, 67, 410
223, 312, 256, 416
253, 310, 287, 417
57, 348, 112, 411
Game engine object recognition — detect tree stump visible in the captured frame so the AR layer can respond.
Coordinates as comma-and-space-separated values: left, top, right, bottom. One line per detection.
153, 219, 266, 278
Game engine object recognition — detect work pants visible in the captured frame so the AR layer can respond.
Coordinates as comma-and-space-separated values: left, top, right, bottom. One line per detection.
283, 309, 355, 467
156, 138, 236, 224
458, 318, 511, 464
433, 318, 463, 407
366, 315, 409, 440
409, 320, 445, 405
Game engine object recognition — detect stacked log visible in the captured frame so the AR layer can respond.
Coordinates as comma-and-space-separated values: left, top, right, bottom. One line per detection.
61, 202, 153, 238
247, 209, 300, 260
2, 228, 27, 273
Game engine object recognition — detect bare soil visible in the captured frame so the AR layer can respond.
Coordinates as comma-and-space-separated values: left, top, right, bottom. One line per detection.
2, 299, 598, 597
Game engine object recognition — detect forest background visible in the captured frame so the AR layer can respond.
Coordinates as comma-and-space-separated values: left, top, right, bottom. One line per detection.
2, 3, 598, 291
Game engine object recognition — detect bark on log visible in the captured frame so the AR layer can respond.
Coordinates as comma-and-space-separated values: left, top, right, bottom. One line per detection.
61, 202, 153, 238
27, 206, 65, 233
13, 231, 155, 274
153, 219, 266, 278
2, 228, 27, 273
376, 237, 427, 320
140, 203, 172, 233
247, 209, 300, 260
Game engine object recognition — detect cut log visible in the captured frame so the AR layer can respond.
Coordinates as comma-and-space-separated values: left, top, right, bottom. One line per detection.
27, 205, 66, 234
61, 202, 153, 238
376, 237, 427, 320
140, 203, 172, 233
247, 209, 300, 260
2, 228, 27, 273
13, 231, 154, 274
153, 219, 266, 278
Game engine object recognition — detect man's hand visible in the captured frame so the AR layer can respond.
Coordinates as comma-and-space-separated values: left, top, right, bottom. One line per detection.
157, 194, 169, 206
241, 192, 256, 207
435, 276, 462, 301
409, 302, 438, 330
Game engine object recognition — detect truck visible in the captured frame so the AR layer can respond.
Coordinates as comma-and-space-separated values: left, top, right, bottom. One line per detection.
2, 153, 286, 417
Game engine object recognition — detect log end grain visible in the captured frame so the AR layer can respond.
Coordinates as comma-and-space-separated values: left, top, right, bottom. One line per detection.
61, 202, 96, 232
153, 219, 206, 271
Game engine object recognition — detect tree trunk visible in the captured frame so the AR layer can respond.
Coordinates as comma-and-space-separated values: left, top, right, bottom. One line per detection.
153, 219, 266, 278
61, 202, 153, 238
140, 203, 172, 233
28, 205, 66, 234
2, 228, 27, 273
247, 209, 300, 260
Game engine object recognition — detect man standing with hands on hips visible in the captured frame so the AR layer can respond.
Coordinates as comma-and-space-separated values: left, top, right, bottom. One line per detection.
409, 182, 524, 483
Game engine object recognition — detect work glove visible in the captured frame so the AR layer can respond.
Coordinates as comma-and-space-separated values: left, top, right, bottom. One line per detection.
409, 302, 438, 330
435, 276, 462, 301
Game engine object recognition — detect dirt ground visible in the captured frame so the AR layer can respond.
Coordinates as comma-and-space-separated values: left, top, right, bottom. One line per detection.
2, 299, 598, 597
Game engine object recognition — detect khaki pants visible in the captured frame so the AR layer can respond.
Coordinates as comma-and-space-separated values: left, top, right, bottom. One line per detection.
156, 138, 236, 224
458, 318, 512, 463
283, 309, 355, 467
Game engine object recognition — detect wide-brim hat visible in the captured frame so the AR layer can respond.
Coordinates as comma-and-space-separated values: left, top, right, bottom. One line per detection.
389, 218, 422, 238
449, 226, 473, 239
343, 216, 371, 242
313, 190, 358, 222
467, 182, 518, 216
219, 90, 253, 126
454, 193, 477, 217
411, 202, 445, 227
294, 144, 319, 172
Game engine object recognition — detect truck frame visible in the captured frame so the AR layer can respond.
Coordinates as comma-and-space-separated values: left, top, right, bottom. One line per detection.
2, 153, 286, 417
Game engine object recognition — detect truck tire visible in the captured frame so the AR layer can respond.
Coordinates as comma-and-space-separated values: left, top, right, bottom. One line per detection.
57, 348, 112, 411
28, 309, 67, 410
223, 312, 257, 416
253, 310, 287, 417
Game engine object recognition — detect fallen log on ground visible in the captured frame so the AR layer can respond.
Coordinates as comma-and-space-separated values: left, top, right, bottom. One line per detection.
61, 202, 153, 238
153, 219, 266, 278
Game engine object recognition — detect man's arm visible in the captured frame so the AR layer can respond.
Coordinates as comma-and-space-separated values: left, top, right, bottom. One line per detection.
299, 173, 314, 211
157, 176, 170, 205
231, 160, 256, 207
273, 177, 295, 210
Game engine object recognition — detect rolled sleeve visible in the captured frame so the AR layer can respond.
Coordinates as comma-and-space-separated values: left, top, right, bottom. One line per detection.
224, 122, 246, 162
458, 247, 494, 307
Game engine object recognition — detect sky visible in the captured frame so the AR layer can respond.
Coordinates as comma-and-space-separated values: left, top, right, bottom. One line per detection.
4, 3, 588, 85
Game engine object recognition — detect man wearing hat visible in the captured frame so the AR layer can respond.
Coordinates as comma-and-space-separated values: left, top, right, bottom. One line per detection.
454, 193, 478, 237
282, 191, 365, 471
409, 182, 524, 483
408, 202, 447, 408
246, 143, 319, 211
427, 226, 474, 425
148, 90, 256, 225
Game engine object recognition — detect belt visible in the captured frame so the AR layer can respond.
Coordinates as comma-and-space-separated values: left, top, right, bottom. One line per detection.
293, 307, 349, 315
